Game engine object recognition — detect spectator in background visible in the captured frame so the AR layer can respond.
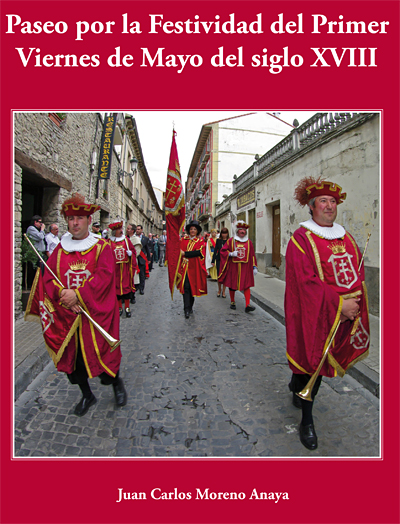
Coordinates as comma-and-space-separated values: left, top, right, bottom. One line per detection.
91, 221, 102, 238
126, 223, 136, 239
148, 233, 155, 271
153, 234, 159, 263
45, 224, 60, 258
158, 230, 167, 266
135, 225, 151, 295
26, 215, 46, 253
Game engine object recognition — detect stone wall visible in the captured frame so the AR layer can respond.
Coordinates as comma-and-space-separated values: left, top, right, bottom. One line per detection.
14, 112, 122, 319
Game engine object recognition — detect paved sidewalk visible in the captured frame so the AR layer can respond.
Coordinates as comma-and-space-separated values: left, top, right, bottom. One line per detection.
14, 274, 380, 400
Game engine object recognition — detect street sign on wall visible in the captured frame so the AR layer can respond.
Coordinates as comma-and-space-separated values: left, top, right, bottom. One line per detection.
98, 113, 117, 180
237, 188, 255, 210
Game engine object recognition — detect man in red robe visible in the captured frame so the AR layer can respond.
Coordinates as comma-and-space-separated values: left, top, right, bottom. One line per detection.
176, 221, 208, 318
108, 221, 137, 318
218, 221, 258, 312
285, 177, 370, 450
44, 194, 127, 416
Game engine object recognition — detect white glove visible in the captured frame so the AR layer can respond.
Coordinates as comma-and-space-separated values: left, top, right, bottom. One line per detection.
253, 267, 258, 276
127, 250, 132, 257
230, 250, 238, 257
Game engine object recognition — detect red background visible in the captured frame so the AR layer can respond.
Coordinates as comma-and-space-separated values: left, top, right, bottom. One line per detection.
1, 1, 399, 523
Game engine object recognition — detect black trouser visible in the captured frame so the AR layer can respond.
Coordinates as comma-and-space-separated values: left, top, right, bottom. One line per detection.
288, 373, 323, 401
67, 342, 119, 386
138, 263, 146, 291
183, 275, 194, 312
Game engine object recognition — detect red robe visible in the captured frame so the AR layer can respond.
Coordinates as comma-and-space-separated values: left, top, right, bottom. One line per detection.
176, 236, 208, 296
44, 238, 121, 378
219, 237, 257, 291
109, 236, 137, 296
285, 226, 370, 378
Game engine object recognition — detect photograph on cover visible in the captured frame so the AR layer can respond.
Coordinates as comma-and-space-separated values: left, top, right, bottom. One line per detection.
14, 110, 380, 459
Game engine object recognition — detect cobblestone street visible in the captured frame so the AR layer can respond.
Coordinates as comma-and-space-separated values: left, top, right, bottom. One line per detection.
14, 266, 380, 458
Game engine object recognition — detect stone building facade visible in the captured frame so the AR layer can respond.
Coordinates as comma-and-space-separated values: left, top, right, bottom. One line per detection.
185, 113, 293, 231
214, 112, 380, 314
120, 116, 163, 233
14, 112, 161, 320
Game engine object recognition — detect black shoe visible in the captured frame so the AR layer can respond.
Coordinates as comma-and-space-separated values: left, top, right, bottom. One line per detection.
126, 308, 131, 318
245, 305, 255, 313
292, 392, 302, 409
130, 296, 136, 304
139, 290, 144, 295
185, 310, 190, 319
119, 308, 123, 317
299, 423, 318, 450
230, 302, 236, 310
74, 394, 96, 417
113, 378, 127, 407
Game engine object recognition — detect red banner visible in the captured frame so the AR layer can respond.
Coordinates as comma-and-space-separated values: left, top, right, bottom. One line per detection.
24, 268, 80, 365
165, 130, 186, 298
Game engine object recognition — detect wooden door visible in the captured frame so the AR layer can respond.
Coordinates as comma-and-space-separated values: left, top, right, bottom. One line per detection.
248, 208, 256, 247
272, 204, 281, 268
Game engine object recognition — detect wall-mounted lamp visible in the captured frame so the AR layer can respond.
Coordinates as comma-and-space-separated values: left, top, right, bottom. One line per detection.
130, 156, 138, 173
90, 151, 97, 171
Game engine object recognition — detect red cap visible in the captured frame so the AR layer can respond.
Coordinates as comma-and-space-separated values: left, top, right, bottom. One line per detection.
294, 177, 346, 206
109, 221, 123, 230
61, 194, 100, 218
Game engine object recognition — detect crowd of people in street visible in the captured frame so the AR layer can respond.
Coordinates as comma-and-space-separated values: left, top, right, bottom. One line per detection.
23, 174, 371, 452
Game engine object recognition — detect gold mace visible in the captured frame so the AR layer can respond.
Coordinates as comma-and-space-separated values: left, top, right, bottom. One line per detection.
296, 232, 371, 401
23, 233, 121, 350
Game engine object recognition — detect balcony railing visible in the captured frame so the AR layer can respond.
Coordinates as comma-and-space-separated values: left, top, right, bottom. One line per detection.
201, 167, 211, 189
117, 168, 134, 194
233, 112, 368, 193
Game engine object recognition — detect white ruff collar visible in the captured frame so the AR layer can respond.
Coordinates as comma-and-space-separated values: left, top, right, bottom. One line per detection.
300, 219, 346, 240
109, 234, 126, 242
234, 233, 249, 242
61, 232, 100, 252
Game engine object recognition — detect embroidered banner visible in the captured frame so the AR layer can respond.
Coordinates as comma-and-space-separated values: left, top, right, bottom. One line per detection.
165, 130, 185, 298
98, 113, 118, 180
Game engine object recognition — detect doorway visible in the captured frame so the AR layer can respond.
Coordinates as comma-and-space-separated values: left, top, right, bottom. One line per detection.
248, 208, 256, 247
21, 180, 44, 291
272, 204, 281, 268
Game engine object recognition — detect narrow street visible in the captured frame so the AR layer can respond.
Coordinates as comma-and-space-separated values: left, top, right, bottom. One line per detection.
15, 265, 379, 457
